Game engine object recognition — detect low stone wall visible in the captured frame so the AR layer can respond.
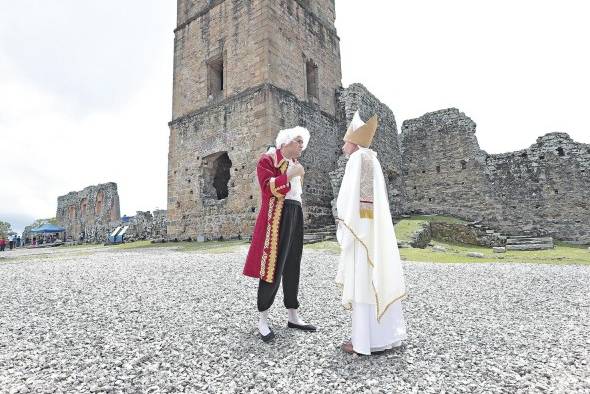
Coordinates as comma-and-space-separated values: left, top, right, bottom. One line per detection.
410, 223, 432, 248
430, 222, 505, 247
118, 210, 168, 242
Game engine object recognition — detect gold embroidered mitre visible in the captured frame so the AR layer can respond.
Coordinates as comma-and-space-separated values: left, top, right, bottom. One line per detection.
343, 112, 378, 148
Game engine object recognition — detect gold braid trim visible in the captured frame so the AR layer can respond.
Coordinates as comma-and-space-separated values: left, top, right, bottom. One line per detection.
335, 218, 374, 268
359, 208, 374, 219
269, 177, 283, 198
269, 162, 289, 198
280, 161, 288, 173
336, 217, 407, 322
264, 198, 285, 283
260, 197, 276, 279
373, 283, 407, 322
261, 161, 289, 282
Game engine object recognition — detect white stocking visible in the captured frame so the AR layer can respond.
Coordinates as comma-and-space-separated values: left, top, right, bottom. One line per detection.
288, 308, 306, 325
258, 310, 271, 336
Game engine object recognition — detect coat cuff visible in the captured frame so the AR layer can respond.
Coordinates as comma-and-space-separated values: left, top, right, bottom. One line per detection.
269, 174, 290, 198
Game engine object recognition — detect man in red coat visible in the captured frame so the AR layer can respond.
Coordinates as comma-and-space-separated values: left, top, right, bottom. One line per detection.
243, 126, 317, 342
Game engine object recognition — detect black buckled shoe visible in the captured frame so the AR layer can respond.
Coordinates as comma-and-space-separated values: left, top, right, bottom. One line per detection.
287, 321, 317, 332
260, 328, 275, 343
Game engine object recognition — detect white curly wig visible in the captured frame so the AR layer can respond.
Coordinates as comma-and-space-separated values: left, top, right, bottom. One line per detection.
275, 126, 310, 150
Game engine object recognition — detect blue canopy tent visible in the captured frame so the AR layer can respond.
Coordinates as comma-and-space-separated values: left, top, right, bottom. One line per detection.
29, 223, 66, 247
30, 223, 66, 233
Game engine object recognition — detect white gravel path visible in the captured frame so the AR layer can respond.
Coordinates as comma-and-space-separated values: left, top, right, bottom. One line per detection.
0, 246, 588, 393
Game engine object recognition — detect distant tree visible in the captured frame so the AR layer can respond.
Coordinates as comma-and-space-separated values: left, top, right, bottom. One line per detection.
29, 218, 58, 229
0, 221, 12, 237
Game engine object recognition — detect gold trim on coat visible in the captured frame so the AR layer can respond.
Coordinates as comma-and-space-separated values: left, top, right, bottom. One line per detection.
265, 199, 284, 283
269, 177, 283, 198
260, 197, 276, 279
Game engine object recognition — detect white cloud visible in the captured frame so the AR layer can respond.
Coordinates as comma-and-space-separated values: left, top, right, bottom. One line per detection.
0, 53, 170, 233
0, 1, 175, 234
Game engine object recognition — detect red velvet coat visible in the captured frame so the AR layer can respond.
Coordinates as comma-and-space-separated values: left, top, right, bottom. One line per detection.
243, 149, 292, 283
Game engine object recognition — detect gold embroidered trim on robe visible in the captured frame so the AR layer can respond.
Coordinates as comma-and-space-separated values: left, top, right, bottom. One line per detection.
359, 154, 374, 218
359, 207, 374, 219
336, 217, 407, 321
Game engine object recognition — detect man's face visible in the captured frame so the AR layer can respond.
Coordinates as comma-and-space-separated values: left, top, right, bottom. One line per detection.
282, 136, 304, 159
342, 141, 359, 156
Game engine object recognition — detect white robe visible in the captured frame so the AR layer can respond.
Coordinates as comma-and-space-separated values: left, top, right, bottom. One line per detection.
336, 148, 407, 355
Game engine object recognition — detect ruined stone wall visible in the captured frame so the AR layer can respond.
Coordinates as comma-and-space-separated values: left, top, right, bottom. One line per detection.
401, 109, 490, 219
430, 223, 505, 247
301, 0, 336, 25
173, 0, 341, 120
168, 83, 341, 240
170, 0, 589, 244
177, 0, 221, 26
400, 109, 590, 243
56, 182, 121, 243
169, 0, 344, 240
173, 0, 268, 119
268, 0, 342, 115
168, 86, 269, 240
329, 84, 406, 218
122, 210, 168, 242
176, 0, 336, 33
151, 210, 168, 239
268, 86, 340, 229
483, 133, 590, 242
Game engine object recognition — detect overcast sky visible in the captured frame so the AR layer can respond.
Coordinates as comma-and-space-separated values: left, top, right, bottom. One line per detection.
1, 0, 589, 234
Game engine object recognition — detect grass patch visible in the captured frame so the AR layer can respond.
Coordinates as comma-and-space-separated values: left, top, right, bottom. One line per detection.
392, 215, 590, 264
394, 217, 428, 242
393, 214, 468, 243
409, 215, 468, 224
401, 240, 590, 265
310, 238, 590, 265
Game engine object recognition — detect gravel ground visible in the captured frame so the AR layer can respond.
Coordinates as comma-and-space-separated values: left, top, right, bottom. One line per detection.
0, 246, 589, 393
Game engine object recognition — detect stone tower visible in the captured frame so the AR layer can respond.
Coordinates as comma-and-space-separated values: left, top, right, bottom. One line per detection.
167, 0, 343, 240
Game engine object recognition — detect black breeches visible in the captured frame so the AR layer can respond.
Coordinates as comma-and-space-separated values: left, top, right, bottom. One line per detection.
257, 200, 304, 312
